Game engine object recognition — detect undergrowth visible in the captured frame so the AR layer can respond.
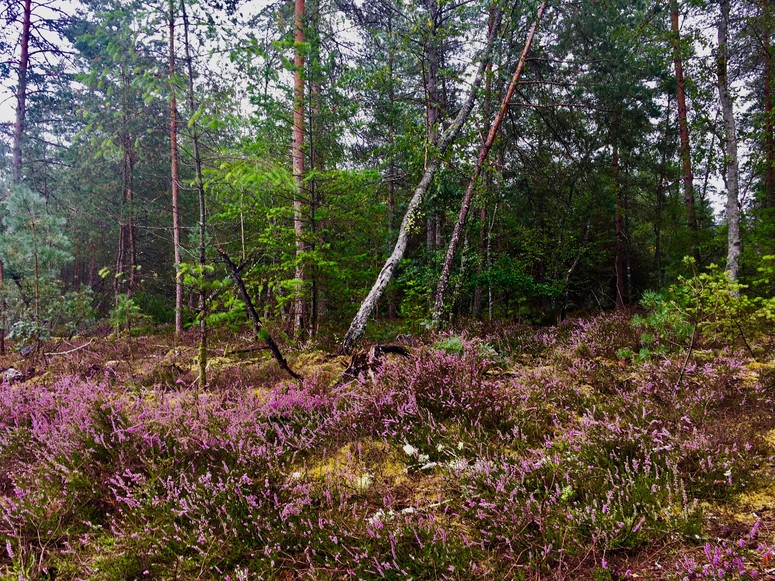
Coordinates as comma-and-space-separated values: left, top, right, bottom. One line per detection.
0, 310, 773, 579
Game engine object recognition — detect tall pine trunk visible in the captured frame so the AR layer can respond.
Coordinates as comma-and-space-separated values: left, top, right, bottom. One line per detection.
308, 0, 322, 335
12, 0, 31, 182
169, 0, 183, 336
670, 0, 700, 260
763, 0, 775, 211
292, 0, 307, 338
613, 146, 626, 309
717, 0, 741, 280
341, 10, 500, 352
431, 2, 546, 325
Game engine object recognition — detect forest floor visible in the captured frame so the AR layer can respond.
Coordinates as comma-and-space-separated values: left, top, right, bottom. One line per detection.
0, 311, 774, 579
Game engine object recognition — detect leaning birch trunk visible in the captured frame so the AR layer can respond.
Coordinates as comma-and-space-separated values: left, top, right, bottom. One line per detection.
431, 2, 547, 326
717, 0, 741, 281
340, 9, 501, 353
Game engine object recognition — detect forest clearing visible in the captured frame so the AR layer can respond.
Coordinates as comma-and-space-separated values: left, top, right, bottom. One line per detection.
2, 0, 775, 577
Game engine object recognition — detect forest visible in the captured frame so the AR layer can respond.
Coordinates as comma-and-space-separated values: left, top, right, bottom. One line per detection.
1, 0, 775, 578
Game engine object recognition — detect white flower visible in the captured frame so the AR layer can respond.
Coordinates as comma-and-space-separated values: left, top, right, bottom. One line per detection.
367, 509, 395, 525
447, 458, 467, 471
291, 471, 302, 479
418, 453, 430, 464
457, 441, 464, 451
401, 506, 416, 515
437, 444, 445, 452
355, 474, 373, 491
403, 443, 418, 456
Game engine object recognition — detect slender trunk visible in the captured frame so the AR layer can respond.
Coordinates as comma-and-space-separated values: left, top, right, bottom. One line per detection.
292, 0, 307, 338
181, 0, 208, 385
613, 146, 626, 309
472, 202, 487, 317
473, 41, 494, 318
431, 2, 546, 325
170, 0, 183, 336
718, 0, 741, 280
670, 0, 700, 260
7, 0, 30, 346
386, 18, 398, 319
424, 0, 442, 254
218, 247, 301, 380
28, 211, 39, 324
308, 0, 322, 335
341, 11, 500, 352
763, 0, 775, 209
122, 119, 137, 294
12, 0, 32, 182
487, 197, 498, 321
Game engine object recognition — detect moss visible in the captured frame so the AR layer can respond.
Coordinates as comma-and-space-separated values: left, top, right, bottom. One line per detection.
303, 439, 409, 490
290, 350, 348, 387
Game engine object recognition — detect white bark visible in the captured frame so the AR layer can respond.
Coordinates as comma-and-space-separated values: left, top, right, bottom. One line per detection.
341, 11, 501, 352
717, 0, 741, 280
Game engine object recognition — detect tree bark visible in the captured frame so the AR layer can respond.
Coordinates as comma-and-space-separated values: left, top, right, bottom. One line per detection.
12, 0, 32, 183
670, 0, 700, 260
292, 0, 307, 338
169, 0, 183, 336
763, 0, 775, 210
424, 0, 442, 255
613, 146, 626, 309
717, 0, 741, 280
431, 2, 546, 325
308, 0, 322, 335
341, 10, 501, 353
181, 0, 208, 385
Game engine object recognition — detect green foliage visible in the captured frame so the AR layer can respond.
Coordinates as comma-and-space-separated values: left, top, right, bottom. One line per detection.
134, 292, 174, 325
109, 294, 152, 336
633, 258, 763, 354
669, 258, 753, 344
56, 287, 98, 336
8, 319, 49, 347
752, 255, 775, 325
433, 335, 464, 355
396, 262, 433, 329
0, 181, 74, 341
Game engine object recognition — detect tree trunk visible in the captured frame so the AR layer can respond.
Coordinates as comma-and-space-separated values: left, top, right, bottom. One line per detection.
181, 0, 208, 385
169, 0, 183, 336
431, 2, 546, 325
12, 0, 32, 182
473, 48, 496, 319
670, 0, 700, 260
308, 0, 322, 336
341, 11, 501, 353
424, 0, 442, 254
292, 0, 307, 338
717, 0, 741, 280
613, 146, 626, 309
763, 0, 775, 210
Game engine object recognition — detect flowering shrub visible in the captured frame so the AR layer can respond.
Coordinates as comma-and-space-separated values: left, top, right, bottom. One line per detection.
0, 312, 772, 578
